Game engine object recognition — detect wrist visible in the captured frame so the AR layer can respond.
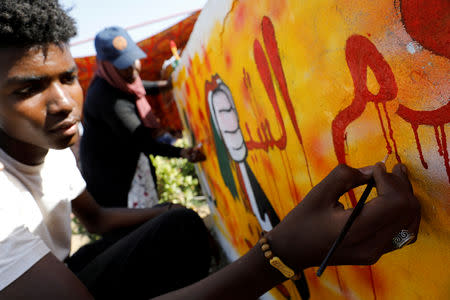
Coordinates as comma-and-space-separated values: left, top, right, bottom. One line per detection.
238, 245, 287, 296
179, 148, 188, 158
265, 230, 306, 274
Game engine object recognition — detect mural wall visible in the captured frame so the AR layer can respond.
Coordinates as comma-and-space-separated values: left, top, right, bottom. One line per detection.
172, 0, 449, 299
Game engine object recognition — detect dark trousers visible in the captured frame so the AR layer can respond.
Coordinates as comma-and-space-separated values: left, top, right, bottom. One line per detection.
66, 208, 211, 299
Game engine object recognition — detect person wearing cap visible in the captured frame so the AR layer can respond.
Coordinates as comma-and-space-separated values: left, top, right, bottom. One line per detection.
80, 26, 205, 209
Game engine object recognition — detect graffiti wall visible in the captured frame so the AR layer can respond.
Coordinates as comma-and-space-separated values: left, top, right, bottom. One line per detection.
172, 0, 449, 299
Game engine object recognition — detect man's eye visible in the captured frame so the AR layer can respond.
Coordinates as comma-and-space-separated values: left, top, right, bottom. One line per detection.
61, 73, 78, 84
13, 85, 40, 97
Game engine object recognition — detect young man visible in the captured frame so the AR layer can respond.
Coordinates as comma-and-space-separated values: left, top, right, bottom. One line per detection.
0, 1, 211, 299
0, 1, 420, 299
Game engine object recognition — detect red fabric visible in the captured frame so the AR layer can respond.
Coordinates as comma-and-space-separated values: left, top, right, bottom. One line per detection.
95, 60, 159, 128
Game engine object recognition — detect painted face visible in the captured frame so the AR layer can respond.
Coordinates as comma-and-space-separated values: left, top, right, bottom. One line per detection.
209, 79, 247, 162
117, 59, 141, 83
0, 44, 83, 151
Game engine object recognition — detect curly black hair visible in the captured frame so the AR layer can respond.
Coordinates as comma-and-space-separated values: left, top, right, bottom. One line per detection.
0, 0, 77, 48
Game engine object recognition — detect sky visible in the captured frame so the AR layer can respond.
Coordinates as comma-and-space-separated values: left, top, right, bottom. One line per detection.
60, 0, 208, 57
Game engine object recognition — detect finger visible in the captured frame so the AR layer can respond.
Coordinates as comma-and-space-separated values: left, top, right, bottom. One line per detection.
392, 163, 414, 192
313, 164, 374, 206
372, 213, 420, 256
343, 187, 419, 247
336, 213, 420, 266
372, 162, 396, 196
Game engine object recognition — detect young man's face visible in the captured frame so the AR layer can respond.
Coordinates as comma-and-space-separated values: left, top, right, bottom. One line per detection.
0, 44, 83, 151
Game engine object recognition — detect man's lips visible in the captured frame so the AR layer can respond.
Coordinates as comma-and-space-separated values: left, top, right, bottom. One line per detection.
48, 119, 79, 136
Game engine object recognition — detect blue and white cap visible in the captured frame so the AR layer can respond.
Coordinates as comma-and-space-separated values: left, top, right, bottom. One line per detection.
94, 26, 147, 69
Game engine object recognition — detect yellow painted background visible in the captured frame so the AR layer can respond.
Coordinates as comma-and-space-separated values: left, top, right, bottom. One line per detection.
173, 0, 450, 299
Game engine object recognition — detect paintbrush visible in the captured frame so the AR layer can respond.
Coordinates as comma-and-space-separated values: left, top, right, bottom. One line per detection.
316, 154, 389, 277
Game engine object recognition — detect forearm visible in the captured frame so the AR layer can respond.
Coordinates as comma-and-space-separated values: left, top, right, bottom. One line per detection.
143, 80, 170, 95
93, 206, 169, 234
132, 125, 183, 158
153, 246, 286, 300
0, 254, 94, 300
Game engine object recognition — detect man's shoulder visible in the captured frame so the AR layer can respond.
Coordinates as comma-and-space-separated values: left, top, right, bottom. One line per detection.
0, 162, 30, 207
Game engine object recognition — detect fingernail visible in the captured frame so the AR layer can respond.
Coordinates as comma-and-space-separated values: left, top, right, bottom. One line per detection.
358, 166, 373, 176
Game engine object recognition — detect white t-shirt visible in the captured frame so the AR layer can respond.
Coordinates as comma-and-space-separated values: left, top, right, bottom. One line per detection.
0, 148, 86, 290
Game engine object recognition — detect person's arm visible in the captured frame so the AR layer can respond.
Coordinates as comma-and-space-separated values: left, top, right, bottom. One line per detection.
71, 189, 182, 234
142, 80, 171, 95
2, 163, 420, 299
104, 99, 204, 161
0, 253, 93, 300
153, 163, 421, 299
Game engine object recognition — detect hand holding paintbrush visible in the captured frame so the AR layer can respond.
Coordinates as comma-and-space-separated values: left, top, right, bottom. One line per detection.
262, 159, 420, 280
316, 154, 390, 276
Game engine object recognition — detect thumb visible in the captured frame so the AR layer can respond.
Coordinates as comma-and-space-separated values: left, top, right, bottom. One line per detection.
313, 164, 373, 206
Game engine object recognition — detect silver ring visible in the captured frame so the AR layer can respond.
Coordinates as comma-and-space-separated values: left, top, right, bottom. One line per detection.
392, 229, 415, 249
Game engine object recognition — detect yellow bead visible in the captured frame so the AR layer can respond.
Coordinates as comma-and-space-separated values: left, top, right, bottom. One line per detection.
265, 250, 273, 259
260, 237, 268, 244
261, 244, 270, 252
270, 257, 295, 278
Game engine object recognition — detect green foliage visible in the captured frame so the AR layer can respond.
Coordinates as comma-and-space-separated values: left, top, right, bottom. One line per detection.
151, 138, 205, 208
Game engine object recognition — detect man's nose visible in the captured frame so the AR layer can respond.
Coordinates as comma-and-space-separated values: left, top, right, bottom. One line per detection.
46, 82, 73, 114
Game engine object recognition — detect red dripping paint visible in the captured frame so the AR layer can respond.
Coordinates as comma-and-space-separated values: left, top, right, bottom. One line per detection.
382, 102, 402, 163
332, 34, 398, 206
251, 16, 313, 186
375, 103, 393, 154
253, 38, 287, 150
397, 102, 450, 183
434, 126, 443, 157
439, 125, 450, 183
261, 16, 304, 146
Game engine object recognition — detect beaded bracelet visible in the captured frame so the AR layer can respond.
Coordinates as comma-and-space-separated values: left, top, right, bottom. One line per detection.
259, 232, 301, 280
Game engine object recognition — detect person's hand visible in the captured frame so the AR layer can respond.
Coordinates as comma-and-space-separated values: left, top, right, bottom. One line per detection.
266, 163, 420, 272
180, 147, 206, 163
166, 76, 173, 89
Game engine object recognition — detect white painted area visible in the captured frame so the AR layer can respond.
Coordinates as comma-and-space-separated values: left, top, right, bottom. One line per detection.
406, 41, 422, 54
238, 163, 274, 232
174, 0, 233, 81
